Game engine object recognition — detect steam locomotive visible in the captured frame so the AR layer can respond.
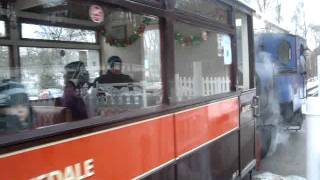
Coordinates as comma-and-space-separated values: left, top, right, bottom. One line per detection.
255, 33, 307, 157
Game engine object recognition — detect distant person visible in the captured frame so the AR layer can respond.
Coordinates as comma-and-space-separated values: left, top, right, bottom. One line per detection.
93, 56, 134, 86
55, 80, 88, 121
0, 80, 34, 132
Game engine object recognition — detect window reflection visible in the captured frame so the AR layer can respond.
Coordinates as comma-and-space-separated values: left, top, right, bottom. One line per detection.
173, 22, 232, 102
175, 0, 229, 24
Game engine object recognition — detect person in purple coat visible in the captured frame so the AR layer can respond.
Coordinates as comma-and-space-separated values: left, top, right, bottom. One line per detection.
56, 80, 88, 121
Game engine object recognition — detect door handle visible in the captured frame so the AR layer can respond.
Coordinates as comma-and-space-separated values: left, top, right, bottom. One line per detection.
252, 96, 260, 117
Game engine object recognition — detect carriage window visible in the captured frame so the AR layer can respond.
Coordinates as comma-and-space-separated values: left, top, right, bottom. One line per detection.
21, 23, 97, 43
175, 0, 230, 24
236, 12, 250, 90
278, 40, 291, 65
0, 2, 162, 135
99, 14, 162, 112
173, 22, 232, 102
0, 21, 6, 37
0, 46, 10, 80
19, 47, 100, 100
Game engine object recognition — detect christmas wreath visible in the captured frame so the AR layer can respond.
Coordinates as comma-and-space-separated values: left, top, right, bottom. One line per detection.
101, 17, 152, 47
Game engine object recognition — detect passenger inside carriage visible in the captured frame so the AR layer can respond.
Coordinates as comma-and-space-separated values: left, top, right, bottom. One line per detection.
93, 56, 134, 86
0, 80, 34, 133
55, 80, 88, 121
0, 1, 163, 131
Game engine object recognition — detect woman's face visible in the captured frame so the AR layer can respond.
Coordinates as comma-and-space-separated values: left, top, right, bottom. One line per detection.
4, 105, 29, 122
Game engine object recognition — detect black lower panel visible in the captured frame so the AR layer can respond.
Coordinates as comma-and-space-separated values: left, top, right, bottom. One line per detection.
176, 130, 239, 180
143, 163, 176, 180
240, 120, 255, 173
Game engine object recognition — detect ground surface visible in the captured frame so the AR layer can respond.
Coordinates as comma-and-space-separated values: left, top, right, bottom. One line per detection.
254, 122, 306, 179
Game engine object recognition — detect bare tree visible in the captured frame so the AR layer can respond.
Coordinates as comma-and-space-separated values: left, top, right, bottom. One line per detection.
256, 0, 272, 13
254, 0, 283, 24
275, 0, 282, 24
35, 25, 91, 42
291, 1, 308, 38
309, 25, 320, 47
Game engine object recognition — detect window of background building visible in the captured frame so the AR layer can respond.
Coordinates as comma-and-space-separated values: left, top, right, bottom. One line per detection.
173, 22, 232, 102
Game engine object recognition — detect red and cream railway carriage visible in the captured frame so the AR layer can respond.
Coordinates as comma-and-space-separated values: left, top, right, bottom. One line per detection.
0, 0, 257, 179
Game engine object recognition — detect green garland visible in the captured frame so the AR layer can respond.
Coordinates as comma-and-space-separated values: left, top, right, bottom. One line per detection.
175, 33, 202, 46
102, 17, 207, 47
102, 17, 152, 47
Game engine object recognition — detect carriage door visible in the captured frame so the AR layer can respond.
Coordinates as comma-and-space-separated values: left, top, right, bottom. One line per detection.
236, 12, 257, 178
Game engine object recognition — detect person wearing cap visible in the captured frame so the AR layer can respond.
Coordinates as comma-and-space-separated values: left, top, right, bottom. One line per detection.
0, 80, 34, 132
93, 56, 134, 86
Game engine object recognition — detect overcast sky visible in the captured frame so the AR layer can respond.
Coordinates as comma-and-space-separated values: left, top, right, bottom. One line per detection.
304, 0, 319, 25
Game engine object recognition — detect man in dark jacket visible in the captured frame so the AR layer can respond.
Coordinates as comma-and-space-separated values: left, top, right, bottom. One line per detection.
93, 56, 134, 86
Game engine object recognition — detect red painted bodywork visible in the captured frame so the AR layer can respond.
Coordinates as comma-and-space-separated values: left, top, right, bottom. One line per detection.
174, 98, 239, 156
0, 98, 239, 179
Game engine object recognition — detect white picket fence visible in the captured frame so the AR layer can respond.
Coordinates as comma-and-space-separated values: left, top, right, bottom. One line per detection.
175, 74, 230, 100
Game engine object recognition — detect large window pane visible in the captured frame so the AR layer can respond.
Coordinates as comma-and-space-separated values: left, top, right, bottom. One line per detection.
236, 12, 250, 90
21, 23, 97, 43
0, 46, 10, 80
0, 21, 5, 37
20, 48, 100, 100
173, 22, 232, 102
175, 0, 229, 24
100, 14, 162, 111
0, 2, 162, 135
